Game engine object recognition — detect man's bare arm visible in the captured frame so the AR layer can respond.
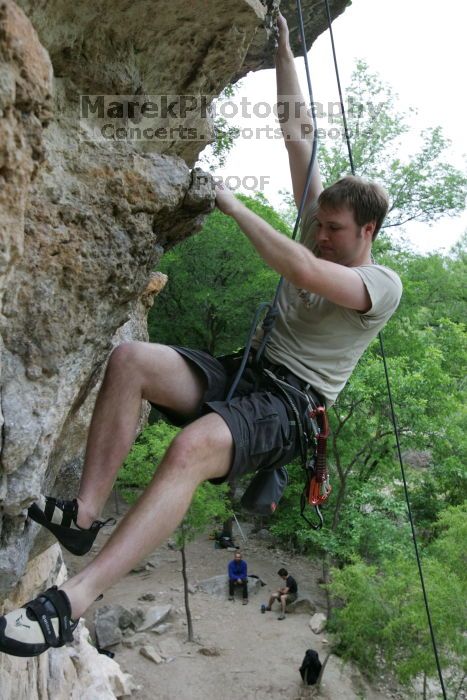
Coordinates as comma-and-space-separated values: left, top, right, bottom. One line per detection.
276, 13, 323, 208
215, 187, 370, 312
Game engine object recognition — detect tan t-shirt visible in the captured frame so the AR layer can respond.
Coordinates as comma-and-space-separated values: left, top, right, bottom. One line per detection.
254, 264, 402, 407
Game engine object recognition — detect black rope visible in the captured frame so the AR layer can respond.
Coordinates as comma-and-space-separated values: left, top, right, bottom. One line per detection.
323, 0, 355, 174
227, 0, 320, 393
321, 1, 447, 696
254, 0, 320, 366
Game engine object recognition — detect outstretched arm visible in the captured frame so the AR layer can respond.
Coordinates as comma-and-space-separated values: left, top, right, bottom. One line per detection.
215, 186, 370, 312
276, 13, 322, 208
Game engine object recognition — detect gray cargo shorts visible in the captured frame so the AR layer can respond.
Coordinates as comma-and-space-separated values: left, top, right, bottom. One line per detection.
151, 346, 314, 484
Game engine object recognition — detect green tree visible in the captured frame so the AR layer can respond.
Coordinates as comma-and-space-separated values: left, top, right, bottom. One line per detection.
197, 83, 241, 171
174, 482, 231, 642
149, 194, 290, 354
318, 60, 467, 229
328, 506, 467, 698
116, 421, 179, 501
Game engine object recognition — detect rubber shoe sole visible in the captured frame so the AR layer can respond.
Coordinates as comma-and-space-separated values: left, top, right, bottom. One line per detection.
28, 502, 98, 556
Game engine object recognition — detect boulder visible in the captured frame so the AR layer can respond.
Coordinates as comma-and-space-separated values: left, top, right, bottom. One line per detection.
286, 596, 316, 615
139, 645, 164, 665
309, 612, 327, 633
0, 545, 136, 699
137, 604, 173, 631
94, 605, 125, 648
198, 574, 262, 598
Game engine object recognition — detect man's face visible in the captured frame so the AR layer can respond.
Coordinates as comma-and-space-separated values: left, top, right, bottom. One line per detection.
314, 205, 372, 266
234, 553, 242, 562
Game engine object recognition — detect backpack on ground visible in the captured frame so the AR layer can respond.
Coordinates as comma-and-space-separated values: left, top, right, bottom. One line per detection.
299, 648, 322, 685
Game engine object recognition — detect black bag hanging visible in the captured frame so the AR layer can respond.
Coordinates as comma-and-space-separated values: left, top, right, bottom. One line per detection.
240, 466, 288, 516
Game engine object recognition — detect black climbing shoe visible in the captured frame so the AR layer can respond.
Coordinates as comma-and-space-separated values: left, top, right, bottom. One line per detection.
0, 586, 78, 657
28, 497, 115, 556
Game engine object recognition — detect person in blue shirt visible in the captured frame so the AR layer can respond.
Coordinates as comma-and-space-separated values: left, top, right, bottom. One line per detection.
228, 551, 248, 604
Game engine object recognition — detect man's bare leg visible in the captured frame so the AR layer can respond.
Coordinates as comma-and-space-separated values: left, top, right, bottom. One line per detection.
61, 410, 233, 618
280, 594, 288, 614
76, 342, 207, 528
266, 592, 279, 610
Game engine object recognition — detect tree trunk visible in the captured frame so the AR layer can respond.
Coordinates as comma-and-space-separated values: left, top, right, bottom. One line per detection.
180, 540, 194, 642
315, 649, 332, 691
221, 482, 236, 539
321, 553, 332, 619
331, 478, 347, 531
221, 516, 233, 539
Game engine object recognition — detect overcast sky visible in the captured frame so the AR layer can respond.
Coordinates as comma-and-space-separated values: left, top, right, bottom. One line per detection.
208, 0, 467, 254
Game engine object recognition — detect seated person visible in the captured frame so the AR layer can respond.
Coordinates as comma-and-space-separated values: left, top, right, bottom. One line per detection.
228, 551, 248, 604
265, 567, 297, 620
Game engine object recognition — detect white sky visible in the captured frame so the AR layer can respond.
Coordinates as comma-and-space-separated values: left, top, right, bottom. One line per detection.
206, 0, 467, 254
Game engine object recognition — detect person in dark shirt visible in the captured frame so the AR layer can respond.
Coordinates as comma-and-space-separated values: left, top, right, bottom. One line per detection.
265, 567, 297, 620
228, 551, 248, 604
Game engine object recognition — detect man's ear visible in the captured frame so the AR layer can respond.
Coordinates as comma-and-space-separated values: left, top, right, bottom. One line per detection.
363, 221, 376, 240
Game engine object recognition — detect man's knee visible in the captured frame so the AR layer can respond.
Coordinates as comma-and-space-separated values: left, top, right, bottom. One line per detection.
164, 429, 207, 473
108, 341, 142, 373
107, 341, 169, 381
164, 417, 233, 481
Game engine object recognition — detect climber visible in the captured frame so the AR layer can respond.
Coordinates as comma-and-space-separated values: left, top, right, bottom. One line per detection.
0, 13, 402, 657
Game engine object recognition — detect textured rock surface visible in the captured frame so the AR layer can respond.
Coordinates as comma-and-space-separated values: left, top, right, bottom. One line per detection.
0, 545, 136, 699
0, 0, 212, 594
242, 0, 350, 75
309, 611, 327, 633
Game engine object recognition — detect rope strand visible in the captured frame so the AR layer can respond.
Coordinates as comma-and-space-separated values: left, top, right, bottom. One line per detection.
321, 1, 447, 695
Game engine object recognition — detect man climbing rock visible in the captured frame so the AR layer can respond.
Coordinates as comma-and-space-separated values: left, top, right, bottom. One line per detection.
0, 14, 401, 657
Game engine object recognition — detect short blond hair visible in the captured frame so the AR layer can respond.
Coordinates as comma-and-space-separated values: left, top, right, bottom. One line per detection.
318, 175, 389, 240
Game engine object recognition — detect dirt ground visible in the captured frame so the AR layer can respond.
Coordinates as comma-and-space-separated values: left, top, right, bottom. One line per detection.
64, 498, 403, 700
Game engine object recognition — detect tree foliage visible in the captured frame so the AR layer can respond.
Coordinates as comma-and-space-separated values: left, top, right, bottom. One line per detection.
318, 60, 467, 230
148, 194, 289, 354
328, 506, 467, 696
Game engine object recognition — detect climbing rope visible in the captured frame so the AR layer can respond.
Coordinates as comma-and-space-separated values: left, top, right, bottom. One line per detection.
226, 0, 320, 391
225, 0, 327, 529
321, 0, 447, 696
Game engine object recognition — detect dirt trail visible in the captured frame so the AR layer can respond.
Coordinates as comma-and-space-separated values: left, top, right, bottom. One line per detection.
64, 499, 400, 700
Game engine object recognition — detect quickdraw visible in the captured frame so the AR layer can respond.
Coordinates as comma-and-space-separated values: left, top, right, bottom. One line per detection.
300, 405, 332, 530
307, 406, 332, 506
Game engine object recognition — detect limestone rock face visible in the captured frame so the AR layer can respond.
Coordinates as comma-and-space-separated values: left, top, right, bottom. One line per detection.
242, 0, 350, 75
0, 545, 136, 699
0, 0, 214, 594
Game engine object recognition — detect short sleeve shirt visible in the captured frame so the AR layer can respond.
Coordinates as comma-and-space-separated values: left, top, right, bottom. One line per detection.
254, 263, 402, 406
